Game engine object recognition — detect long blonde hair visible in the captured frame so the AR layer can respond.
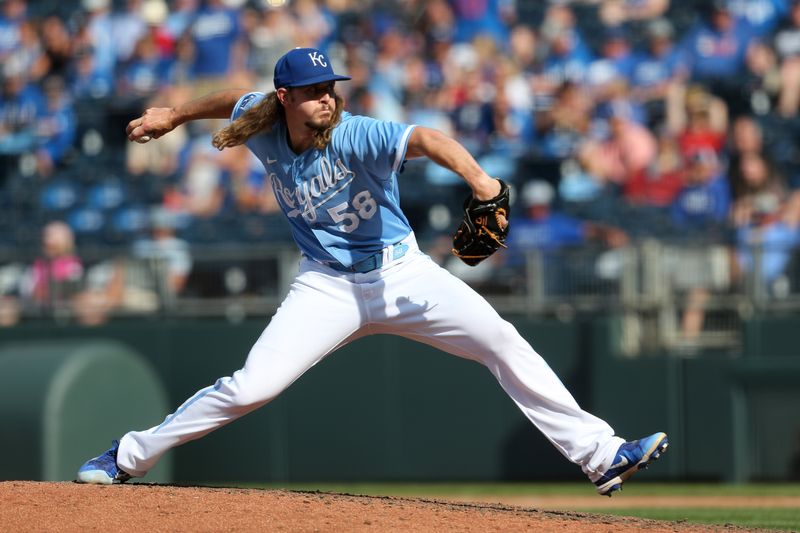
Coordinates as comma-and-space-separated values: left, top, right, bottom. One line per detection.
212, 91, 344, 151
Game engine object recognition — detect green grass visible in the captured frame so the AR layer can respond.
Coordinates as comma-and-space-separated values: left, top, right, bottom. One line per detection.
249, 481, 800, 498
580, 507, 800, 531
220, 482, 800, 531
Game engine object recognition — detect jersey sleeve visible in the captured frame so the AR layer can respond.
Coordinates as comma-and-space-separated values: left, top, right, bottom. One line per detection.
231, 91, 266, 121
344, 115, 415, 179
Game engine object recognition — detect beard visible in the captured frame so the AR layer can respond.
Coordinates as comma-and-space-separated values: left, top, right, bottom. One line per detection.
304, 109, 333, 131
304, 118, 330, 130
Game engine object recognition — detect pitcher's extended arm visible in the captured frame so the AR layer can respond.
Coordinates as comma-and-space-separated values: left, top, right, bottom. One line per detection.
126, 89, 250, 143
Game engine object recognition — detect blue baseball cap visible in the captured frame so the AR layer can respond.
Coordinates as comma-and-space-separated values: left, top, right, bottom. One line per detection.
273, 47, 351, 89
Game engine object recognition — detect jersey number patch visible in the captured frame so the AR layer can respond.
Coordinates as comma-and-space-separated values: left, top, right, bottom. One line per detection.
327, 190, 378, 233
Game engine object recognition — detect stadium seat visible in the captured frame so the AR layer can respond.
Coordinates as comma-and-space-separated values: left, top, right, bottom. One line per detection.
108, 203, 150, 242
67, 205, 106, 239
39, 180, 81, 212
86, 180, 127, 211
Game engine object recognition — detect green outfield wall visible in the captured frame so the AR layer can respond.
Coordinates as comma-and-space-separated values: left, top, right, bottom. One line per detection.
0, 339, 172, 482
0, 315, 797, 483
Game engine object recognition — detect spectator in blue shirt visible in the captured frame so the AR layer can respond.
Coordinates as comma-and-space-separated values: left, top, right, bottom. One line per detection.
504, 180, 629, 296
0, 0, 26, 62
775, 0, 800, 60
671, 148, 731, 233
506, 181, 585, 258
726, 0, 789, 37
631, 18, 689, 126
68, 45, 114, 100
188, 0, 244, 81
450, 70, 495, 153
586, 27, 639, 94
737, 220, 800, 291
449, 0, 516, 45
730, 150, 800, 296
680, 1, 756, 107
665, 148, 733, 341
0, 59, 43, 162
292, 0, 337, 51
541, 23, 594, 88
164, 0, 198, 42
111, 0, 148, 64
538, 5, 594, 86
118, 35, 174, 99
80, 0, 116, 83
534, 81, 594, 160
682, 2, 755, 80
34, 75, 76, 176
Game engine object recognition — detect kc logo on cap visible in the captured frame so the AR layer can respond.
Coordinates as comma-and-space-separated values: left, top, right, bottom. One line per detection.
273, 47, 351, 89
308, 51, 327, 68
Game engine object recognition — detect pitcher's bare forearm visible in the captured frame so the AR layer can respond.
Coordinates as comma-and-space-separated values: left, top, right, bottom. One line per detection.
127, 89, 250, 142
406, 126, 500, 201
171, 89, 251, 126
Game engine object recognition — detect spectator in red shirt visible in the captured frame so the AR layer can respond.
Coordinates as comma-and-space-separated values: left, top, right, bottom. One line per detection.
669, 85, 728, 158
624, 132, 685, 208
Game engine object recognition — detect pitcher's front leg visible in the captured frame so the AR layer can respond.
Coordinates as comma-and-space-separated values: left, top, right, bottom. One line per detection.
116, 266, 366, 477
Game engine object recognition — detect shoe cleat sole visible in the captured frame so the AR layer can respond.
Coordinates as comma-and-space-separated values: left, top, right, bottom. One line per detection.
76, 470, 114, 485
598, 433, 669, 496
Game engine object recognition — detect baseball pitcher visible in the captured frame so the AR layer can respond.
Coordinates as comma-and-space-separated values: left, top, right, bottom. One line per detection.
77, 48, 668, 496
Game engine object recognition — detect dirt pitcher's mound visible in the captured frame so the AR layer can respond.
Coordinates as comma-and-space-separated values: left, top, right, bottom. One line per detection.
0, 481, 763, 532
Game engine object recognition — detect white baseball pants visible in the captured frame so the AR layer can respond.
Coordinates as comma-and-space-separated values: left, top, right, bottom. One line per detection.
117, 236, 623, 479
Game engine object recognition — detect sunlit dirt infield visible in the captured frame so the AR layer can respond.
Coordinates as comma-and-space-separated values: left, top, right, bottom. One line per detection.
0, 481, 784, 532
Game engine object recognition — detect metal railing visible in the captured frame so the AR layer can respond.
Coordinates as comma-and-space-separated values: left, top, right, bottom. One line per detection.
3, 240, 800, 354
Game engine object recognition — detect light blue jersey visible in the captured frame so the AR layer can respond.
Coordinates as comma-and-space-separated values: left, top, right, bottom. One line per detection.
232, 92, 415, 268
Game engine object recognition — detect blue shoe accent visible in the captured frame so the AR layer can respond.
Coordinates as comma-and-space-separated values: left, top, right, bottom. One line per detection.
76, 440, 132, 485
594, 432, 668, 496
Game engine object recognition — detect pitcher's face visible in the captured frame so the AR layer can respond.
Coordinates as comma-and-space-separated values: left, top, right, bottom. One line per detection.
282, 81, 337, 130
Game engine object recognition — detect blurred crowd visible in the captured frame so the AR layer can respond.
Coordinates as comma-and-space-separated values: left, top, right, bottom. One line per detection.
1, 0, 800, 329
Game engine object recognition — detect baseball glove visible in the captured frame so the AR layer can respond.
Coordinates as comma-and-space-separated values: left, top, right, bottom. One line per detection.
451, 179, 511, 266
